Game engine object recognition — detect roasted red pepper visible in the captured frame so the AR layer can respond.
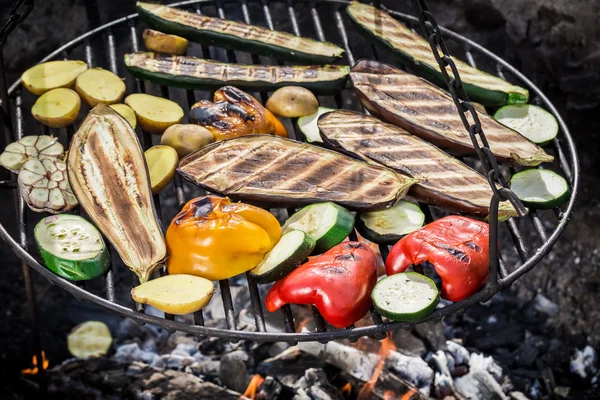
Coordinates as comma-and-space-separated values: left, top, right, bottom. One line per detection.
386, 216, 489, 302
265, 242, 377, 328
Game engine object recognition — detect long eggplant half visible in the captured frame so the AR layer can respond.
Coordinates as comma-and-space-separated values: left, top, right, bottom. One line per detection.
137, 2, 343, 64
346, 1, 528, 107
67, 105, 166, 283
318, 110, 519, 220
178, 135, 416, 211
125, 52, 349, 95
351, 60, 553, 167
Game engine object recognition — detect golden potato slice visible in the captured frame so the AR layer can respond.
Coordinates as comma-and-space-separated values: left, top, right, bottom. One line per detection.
109, 104, 137, 129
67, 321, 112, 359
22, 60, 88, 95
75, 68, 126, 107
131, 274, 215, 315
266, 86, 319, 118
143, 29, 189, 55
32, 88, 81, 128
125, 93, 184, 134
160, 124, 214, 158
144, 145, 178, 194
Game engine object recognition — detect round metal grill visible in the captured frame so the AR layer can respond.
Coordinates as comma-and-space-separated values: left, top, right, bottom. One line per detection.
0, 0, 579, 343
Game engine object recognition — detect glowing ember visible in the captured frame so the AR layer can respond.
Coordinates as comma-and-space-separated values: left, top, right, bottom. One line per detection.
357, 332, 397, 399
401, 388, 418, 400
341, 382, 352, 397
242, 374, 265, 399
384, 390, 397, 400
21, 351, 49, 375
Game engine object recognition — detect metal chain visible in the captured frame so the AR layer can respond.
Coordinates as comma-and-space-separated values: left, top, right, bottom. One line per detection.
410, 0, 526, 217
0, 0, 33, 47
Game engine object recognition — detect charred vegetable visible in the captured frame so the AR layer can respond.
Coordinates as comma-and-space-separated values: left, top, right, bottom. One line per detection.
266, 86, 319, 118
350, 60, 552, 167
189, 86, 287, 141
136, 2, 343, 64
318, 110, 519, 219
67, 104, 166, 283
178, 135, 416, 212
161, 124, 214, 158
346, 2, 528, 106
0, 135, 63, 173
35, 214, 110, 281
143, 29, 189, 55
21, 60, 88, 95
18, 158, 78, 213
75, 68, 126, 107
124, 52, 349, 95
125, 93, 184, 134
32, 88, 81, 128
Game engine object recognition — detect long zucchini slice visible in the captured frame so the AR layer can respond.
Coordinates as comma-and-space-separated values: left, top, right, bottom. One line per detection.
137, 2, 344, 64
346, 1, 528, 107
125, 52, 349, 95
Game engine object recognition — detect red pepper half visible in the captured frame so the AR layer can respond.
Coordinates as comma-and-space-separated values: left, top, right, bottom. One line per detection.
386, 216, 489, 302
265, 242, 377, 328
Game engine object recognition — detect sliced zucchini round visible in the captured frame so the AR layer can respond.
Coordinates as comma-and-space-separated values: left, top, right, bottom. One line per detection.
494, 104, 558, 145
356, 201, 425, 244
372, 272, 439, 322
34, 214, 111, 281
297, 107, 335, 143
510, 169, 570, 209
282, 202, 354, 254
250, 230, 316, 283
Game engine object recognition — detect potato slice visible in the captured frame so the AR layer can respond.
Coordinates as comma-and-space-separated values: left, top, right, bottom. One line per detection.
266, 86, 319, 118
67, 321, 112, 359
143, 29, 189, 55
125, 93, 184, 134
32, 88, 81, 128
109, 104, 137, 129
75, 68, 126, 107
22, 60, 88, 95
161, 124, 214, 158
144, 145, 178, 194
131, 274, 215, 315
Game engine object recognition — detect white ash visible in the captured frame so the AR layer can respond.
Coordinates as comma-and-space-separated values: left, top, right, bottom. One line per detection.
387, 350, 434, 396
446, 340, 470, 367
570, 345, 597, 379
469, 352, 504, 383
431, 350, 455, 399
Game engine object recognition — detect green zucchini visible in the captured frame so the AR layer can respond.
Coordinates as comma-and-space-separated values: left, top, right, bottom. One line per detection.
250, 230, 316, 284
346, 2, 528, 107
510, 169, 570, 209
356, 201, 425, 244
124, 52, 349, 95
34, 214, 111, 281
136, 2, 344, 64
372, 273, 439, 322
297, 107, 335, 143
494, 104, 558, 145
282, 202, 355, 254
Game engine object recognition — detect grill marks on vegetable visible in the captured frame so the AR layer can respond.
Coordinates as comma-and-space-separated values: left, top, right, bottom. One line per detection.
178, 135, 414, 211
318, 110, 518, 218
350, 61, 552, 166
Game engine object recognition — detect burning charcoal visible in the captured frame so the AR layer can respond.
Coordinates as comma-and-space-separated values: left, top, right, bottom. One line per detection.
393, 329, 427, 358
257, 376, 283, 400
415, 321, 447, 351
554, 386, 571, 398
570, 345, 597, 379
466, 325, 524, 350
190, 360, 221, 378
303, 368, 343, 400
174, 342, 198, 356
454, 371, 508, 400
532, 294, 559, 317
160, 353, 195, 370
386, 351, 434, 396
114, 342, 160, 366
165, 331, 198, 353
469, 353, 503, 383
516, 332, 548, 368
220, 349, 251, 393
431, 350, 455, 399
150, 356, 166, 369
293, 388, 313, 400
508, 391, 531, 400
446, 340, 470, 368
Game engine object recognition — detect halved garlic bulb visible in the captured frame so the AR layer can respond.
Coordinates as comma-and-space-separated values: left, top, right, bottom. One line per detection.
18, 158, 78, 213
0, 135, 64, 173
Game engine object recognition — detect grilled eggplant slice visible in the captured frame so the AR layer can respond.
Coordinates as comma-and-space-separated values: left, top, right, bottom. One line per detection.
178, 135, 416, 211
346, 2, 528, 107
318, 110, 519, 220
67, 105, 166, 283
124, 52, 349, 95
351, 60, 552, 167
136, 2, 343, 64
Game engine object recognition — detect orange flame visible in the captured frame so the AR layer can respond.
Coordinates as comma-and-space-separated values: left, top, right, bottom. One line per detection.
384, 390, 398, 400
242, 374, 265, 399
21, 351, 49, 375
357, 332, 397, 400
401, 388, 418, 400
341, 382, 352, 397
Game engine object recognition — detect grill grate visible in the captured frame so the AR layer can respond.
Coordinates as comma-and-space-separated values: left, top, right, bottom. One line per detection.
0, 0, 579, 343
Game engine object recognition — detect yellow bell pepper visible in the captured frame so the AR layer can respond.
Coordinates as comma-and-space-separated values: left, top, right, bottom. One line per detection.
166, 196, 281, 281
